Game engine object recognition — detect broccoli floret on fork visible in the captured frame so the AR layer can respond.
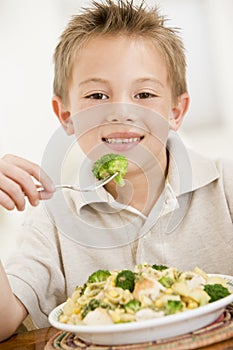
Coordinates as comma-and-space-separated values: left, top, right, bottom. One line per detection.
92, 153, 128, 187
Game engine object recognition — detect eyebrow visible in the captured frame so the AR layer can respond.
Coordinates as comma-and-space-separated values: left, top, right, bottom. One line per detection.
79, 77, 164, 88
79, 78, 108, 87
134, 78, 164, 88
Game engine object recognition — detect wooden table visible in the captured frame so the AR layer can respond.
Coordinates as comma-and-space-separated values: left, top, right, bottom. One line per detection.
0, 327, 58, 350
1, 327, 233, 350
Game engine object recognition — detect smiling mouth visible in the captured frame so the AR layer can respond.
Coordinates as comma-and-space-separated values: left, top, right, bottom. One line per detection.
102, 136, 144, 144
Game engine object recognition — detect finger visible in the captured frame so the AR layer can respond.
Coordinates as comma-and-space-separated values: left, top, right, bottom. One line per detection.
16, 173, 55, 205
0, 163, 40, 206
3, 154, 55, 192
38, 190, 54, 200
1, 155, 55, 204
0, 190, 16, 211
39, 167, 55, 193
0, 174, 26, 211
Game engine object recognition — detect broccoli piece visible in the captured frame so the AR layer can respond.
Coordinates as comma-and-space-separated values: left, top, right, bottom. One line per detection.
124, 300, 141, 313
81, 298, 100, 319
80, 270, 110, 295
81, 299, 112, 319
80, 282, 87, 295
166, 300, 183, 314
204, 284, 231, 302
115, 270, 135, 292
159, 276, 174, 288
152, 264, 168, 271
92, 153, 128, 186
87, 269, 111, 283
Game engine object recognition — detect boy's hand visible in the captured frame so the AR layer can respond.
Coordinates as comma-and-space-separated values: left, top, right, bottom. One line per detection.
0, 154, 55, 211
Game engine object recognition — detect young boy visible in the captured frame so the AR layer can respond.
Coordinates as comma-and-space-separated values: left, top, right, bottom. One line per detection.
0, 0, 233, 340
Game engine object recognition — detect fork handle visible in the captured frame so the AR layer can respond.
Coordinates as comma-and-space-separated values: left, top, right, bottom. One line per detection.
36, 185, 72, 192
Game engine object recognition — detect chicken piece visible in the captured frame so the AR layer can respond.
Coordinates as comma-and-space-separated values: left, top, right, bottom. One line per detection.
83, 308, 113, 325
133, 278, 165, 303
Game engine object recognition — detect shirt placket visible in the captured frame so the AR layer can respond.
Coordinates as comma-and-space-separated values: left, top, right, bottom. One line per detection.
136, 182, 179, 264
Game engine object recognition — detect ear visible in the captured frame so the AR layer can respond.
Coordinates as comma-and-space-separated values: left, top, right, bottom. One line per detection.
169, 92, 190, 131
52, 96, 74, 135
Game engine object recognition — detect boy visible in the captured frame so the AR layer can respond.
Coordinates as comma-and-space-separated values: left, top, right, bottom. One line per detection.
0, 0, 233, 340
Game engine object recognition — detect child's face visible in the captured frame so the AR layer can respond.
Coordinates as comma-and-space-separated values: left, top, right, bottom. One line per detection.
70, 35, 172, 112
54, 35, 188, 165
69, 35, 173, 115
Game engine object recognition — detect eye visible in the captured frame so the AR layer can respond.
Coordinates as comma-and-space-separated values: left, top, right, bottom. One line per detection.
85, 93, 108, 100
135, 92, 155, 99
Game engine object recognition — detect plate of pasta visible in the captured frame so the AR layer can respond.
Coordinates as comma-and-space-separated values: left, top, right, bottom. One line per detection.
49, 263, 233, 345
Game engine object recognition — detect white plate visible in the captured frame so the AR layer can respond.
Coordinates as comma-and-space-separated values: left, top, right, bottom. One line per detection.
48, 274, 233, 345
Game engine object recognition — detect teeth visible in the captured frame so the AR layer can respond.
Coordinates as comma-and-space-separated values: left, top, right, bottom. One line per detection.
105, 137, 140, 144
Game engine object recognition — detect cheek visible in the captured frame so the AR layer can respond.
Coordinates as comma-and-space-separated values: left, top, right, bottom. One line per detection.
142, 116, 169, 158
67, 89, 85, 115
76, 100, 95, 112
152, 104, 171, 119
77, 129, 99, 154
146, 135, 165, 153
150, 91, 173, 117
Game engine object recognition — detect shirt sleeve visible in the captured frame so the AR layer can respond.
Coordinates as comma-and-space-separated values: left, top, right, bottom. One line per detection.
220, 158, 233, 223
3, 203, 66, 328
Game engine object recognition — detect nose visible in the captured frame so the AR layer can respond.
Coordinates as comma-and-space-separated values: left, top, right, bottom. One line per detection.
105, 104, 137, 123
108, 115, 134, 122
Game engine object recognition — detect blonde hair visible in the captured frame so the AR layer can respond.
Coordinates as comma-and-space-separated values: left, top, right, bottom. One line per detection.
53, 0, 187, 103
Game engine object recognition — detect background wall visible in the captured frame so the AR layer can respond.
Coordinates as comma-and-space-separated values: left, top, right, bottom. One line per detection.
0, 0, 233, 259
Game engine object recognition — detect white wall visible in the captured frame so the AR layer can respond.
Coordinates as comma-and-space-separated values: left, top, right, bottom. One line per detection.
0, 0, 65, 258
0, 0, 233, 258
0, 1, 59, 159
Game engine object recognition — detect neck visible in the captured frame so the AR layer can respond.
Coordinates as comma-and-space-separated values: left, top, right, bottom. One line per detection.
105, 149, 168, 215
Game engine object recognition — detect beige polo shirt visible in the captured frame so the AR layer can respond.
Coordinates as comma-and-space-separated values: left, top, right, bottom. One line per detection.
4, 131, 233, 328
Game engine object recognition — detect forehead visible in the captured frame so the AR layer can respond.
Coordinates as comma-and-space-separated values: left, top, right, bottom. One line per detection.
71, 34, 168, 83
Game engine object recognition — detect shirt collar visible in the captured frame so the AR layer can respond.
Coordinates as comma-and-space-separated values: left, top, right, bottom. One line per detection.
166, 131, 219, 196
68, 131, 219, 214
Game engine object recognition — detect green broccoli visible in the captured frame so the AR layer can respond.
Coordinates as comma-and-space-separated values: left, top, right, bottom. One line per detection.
87, 269, 111, 283
166, 300, 183, 314
204, 284, 231, 302
81, 299, 112, 319
80, 282, 87, 295
124, 300, 141, 313
152, 264, 168, 271
159, 276, 175, 288
81, 298, 100, 319
92, 153, 128, 186
115, 270, 135, 292
80, 270, 110, 295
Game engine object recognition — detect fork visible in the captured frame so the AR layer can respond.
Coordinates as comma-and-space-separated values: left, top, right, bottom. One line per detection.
37, 172, 118, 193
